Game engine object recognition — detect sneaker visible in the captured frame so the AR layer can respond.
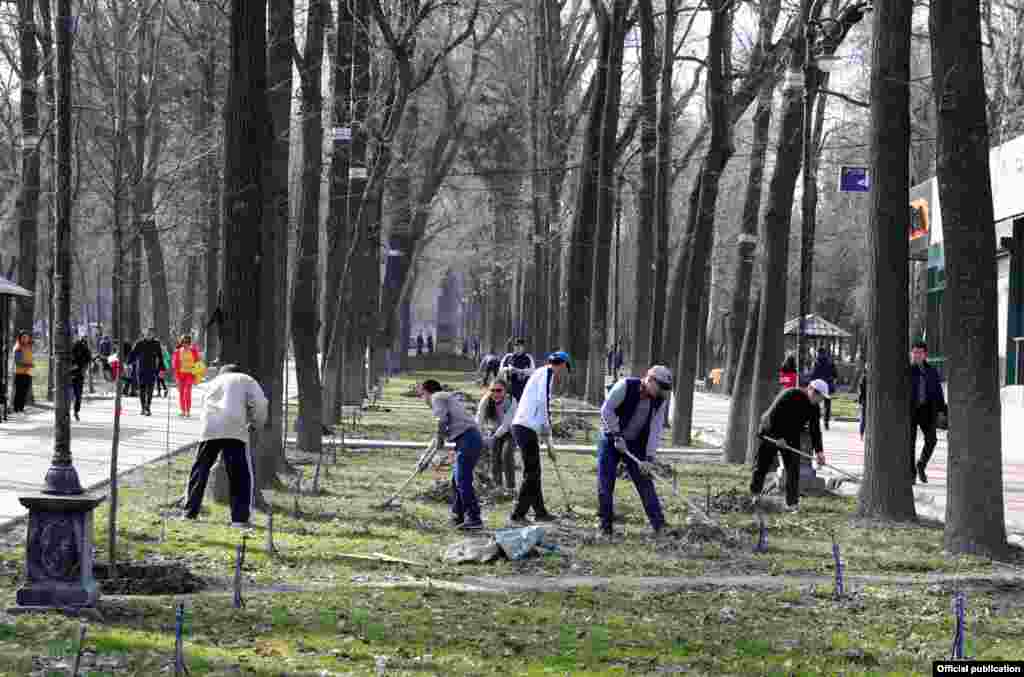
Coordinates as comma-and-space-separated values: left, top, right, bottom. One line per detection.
784, 503, 799, 513
507, 515, 530, 528
597, 526, 614, 540
917, 462, 928, 485
449, 515, 465, 528
73, 411, 80, 421
459, 519, 484, 531
533, 512, 558, 523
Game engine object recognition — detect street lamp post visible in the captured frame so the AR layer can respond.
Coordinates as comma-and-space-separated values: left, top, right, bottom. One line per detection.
17, 1, 106, 610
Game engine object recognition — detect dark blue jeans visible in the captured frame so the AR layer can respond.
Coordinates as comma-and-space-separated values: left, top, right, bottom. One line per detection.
451, 427, 483, 522
596, 434, 665, 531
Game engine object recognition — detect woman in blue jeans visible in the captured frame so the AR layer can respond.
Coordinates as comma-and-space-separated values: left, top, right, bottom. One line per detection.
420, 379, 485, 530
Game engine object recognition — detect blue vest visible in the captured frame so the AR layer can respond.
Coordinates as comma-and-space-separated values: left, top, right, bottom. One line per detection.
614, 378, 664, 452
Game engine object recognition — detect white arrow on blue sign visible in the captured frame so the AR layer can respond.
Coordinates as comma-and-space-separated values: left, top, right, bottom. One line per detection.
839, 166, 870, 192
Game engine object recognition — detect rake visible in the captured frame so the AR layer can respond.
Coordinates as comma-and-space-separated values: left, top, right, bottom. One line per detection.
378, 439, 440, 509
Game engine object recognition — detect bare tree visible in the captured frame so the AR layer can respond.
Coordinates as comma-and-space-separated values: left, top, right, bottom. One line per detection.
14, 0, 39, 334
931, 0, 1007, 556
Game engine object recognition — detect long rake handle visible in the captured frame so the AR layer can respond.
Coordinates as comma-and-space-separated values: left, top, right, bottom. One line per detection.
546, 439, 574, 511
759, 435, 861, 482
381, 442, 438, 506
619, 447, 670, 487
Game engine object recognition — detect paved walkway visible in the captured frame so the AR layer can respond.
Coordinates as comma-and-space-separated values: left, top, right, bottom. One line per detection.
688, 392, 1024, 539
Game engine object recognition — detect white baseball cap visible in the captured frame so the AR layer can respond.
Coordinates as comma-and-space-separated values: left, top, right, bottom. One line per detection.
809, 379, 831, 399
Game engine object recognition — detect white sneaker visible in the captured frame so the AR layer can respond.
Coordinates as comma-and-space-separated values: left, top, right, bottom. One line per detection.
784, 504, 799, 513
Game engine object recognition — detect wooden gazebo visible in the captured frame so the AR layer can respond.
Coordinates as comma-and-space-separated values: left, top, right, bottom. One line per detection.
784, 313, 852, 366
0, 274, 32, 421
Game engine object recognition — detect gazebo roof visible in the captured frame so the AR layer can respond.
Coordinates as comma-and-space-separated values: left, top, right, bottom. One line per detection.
783, 313, 851, 339
0, 275, 31, 297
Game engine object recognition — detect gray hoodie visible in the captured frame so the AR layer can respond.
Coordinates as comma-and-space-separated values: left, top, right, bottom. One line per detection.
430, 391, 478, 442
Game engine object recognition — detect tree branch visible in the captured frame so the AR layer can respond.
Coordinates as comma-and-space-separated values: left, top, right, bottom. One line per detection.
817, 86, 868, 109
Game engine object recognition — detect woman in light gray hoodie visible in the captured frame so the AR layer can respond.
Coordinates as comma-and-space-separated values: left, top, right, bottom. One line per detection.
476, 379, 518, 493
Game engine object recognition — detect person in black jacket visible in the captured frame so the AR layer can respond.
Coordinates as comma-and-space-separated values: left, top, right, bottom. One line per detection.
69, 335, 92, 421
750, 379, 830, 511
910, 340, 947, 484
131, 328, 164, 416
809, 347, 836, 429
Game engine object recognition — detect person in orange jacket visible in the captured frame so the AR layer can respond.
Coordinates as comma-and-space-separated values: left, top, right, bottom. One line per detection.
11, 332, 33, 413
172, 334, 201, 417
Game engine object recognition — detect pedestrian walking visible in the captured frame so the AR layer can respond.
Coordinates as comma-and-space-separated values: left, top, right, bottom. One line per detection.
427, 335, 434, 353
420, 379, 485, 530
182, 365, 268, 526
508, 351, 572, 526
173, 335, 201, 417
597, 365, 672, 537
909, 340, 947, 484
11, 332, 33, 413
749, 379, 830, 512
476, 378, 518, 493
499, 337, 535, 402
122, 341, 137, 397
416, 333, 424, 356
473, 336, 481, 363
779, 354, 799, 390
69, 334, 92, 421
131, 328, 164, 416
809, 347, 836, 429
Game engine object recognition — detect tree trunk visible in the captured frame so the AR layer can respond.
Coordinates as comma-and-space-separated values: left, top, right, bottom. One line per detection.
723, 293, 759, 463
127, 233, 141, 342
725, 79, 773, 394
219, 0, 273, 422
321, 0, 353, 420
585, 0, 631, 405
671, 0, 732, 444
291, 0, 325, 455
200, 1, 221, 360
930, 0, 1007, 556
563, 12, 612, 395
855, 0, 917, 521
528, 0, 550, 360
629, 0, 658, 376
744, 64, 808, 463
14, 0, 39, 335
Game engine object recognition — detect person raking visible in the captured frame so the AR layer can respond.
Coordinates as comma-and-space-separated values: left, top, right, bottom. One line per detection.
749, 379, 830, 512
597, 365, 673, 538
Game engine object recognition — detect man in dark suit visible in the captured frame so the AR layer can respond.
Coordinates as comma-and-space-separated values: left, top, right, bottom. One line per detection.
910, 340, 947, 484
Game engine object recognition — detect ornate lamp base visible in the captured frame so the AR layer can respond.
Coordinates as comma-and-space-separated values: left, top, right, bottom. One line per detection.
15, 493, 106, 608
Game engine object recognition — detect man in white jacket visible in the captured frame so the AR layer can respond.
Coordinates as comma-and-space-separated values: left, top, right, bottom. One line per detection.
182, 365, 269, 527
509, 351, 571, 526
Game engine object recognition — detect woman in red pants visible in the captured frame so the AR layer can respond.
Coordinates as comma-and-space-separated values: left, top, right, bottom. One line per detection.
172, 335, 201, 417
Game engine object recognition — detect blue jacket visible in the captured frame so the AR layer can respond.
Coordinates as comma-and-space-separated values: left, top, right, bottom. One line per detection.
911, 362, 947, 418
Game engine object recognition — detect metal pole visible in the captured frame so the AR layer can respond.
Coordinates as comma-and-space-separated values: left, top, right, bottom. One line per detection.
43, 1, 81, 495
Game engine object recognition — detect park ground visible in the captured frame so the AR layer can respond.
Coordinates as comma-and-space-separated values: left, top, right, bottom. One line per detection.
2, 369, 1024, 675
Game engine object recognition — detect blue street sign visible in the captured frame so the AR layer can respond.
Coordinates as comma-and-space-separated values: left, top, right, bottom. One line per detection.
839, 166, 870, 192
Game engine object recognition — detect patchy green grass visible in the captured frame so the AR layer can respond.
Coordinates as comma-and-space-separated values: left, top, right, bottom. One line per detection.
0, 368, 1022, 676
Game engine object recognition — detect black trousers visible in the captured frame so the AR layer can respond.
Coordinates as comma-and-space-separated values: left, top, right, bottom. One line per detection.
12, 374, 31, 412
750, 438, 801, 507
821, 398, 832, 427
911, 405, 938, 473
511, 424, 549, 519
69, 380, 84, 414
184, 438, 254, 523
156, 375, 168, 397
139, 382, 155, 412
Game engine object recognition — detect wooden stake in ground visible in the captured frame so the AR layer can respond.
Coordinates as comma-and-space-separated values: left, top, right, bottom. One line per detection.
175, 602, 190, 676
233, 536, 247, 609
70, 621, 87, 677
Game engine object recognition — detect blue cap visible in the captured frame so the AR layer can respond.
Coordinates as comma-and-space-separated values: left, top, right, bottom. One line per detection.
548, 351, 573, 371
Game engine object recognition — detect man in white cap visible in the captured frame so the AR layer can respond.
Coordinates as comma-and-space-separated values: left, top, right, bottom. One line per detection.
596, 365, 673, 537
749, 378, 830, 512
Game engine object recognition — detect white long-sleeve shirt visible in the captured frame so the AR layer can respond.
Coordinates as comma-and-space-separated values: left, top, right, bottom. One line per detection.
512, 365, 554, 433
199, 372, 269, 443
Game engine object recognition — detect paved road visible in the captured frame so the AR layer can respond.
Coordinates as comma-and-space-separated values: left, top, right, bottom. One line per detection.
688, 391, 1024, 538
0, 381, 208, 525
